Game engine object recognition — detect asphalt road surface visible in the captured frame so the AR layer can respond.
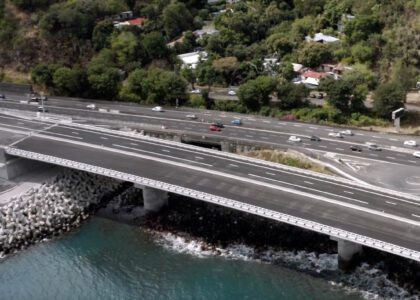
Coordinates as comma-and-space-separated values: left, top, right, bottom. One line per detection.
3, 120, 420, 255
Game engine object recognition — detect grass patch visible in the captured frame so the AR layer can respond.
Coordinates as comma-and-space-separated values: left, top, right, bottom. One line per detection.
241, 149, 335, 175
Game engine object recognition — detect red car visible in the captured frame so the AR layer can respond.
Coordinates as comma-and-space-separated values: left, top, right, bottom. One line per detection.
209, 125, 221, 132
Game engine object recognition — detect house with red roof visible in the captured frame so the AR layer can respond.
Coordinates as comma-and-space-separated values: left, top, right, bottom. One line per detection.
300, 71, 329, 87
114, 18, 146, 28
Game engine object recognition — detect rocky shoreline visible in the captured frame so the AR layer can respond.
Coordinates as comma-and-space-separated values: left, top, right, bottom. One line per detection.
0, 170, 124, 257
139, 194, 420, 300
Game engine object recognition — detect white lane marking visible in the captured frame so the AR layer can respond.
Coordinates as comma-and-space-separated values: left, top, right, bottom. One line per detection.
261, 137, 269, 140
309, 127, 318, 130
229, 164, 238, 167
344, 191, 354, 195
162, 149, 170, 153
386, 156, 396, 160
358, 133, 364, 136
293, 124, 301, 127
369, 153, 378, 156
71, 131, 79, 135
184, 127, 193, 130
195, 156, 204, 160
245, 135, 253, 138
263, 120, 271, 123
336, 148, 344, 151
389, 138, 398, 141
265, 172, 276, 176
130, 143, 138, 146
386, 201, 397, 205
100, 136, 108, 140
43, 131, 83, 140
304, 181, 314, 185
319, 145, 327, 148
408, 160, 417, 163
325, 129, 334, 132
372, 136, 381, 139
113, 144, 213, 167
248, 174, 368, 204
17, 122, 25, 125
412, 214, 420, 218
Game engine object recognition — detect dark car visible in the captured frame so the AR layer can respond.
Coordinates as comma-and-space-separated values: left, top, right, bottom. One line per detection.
310, 136, 321, 141
212, 122, 224, 128
0, 94, 5, 99
316, 93, 324, 99
350, 145, 362, 152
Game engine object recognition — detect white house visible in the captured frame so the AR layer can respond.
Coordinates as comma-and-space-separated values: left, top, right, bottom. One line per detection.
178, 51, 208, 69
300, 71, 329, 87
193, 28, 219, 40
305, 33, 340, 43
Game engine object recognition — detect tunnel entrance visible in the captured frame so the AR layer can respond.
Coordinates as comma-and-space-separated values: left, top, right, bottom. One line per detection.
182, 140, 221, 151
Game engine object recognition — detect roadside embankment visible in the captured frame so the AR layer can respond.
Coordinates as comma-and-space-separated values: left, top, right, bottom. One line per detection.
0, 170, 124, 257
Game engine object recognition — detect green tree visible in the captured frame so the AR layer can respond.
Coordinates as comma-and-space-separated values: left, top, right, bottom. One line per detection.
163, 1, 193, 39
142, 31, 168, 60
238, 76, 277, 111
181, 67, 195, 89
373, 82, 406, 119
351, 42, 375, 65
31, 63, 61, 88
297, 43, 332, 68
195, 63, 217, 89
111, 31, 146, 67
52, 67, 86, 97
277, 82, 308, 109
87, 64, 121, 99
92, 19, 114, 51
212, 56, 240, 86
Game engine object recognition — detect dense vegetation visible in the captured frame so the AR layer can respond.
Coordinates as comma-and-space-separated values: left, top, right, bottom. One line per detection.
0, 0, 419, 125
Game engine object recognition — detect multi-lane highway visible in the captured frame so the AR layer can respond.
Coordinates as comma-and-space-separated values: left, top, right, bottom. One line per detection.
0, 93, 419, 168
2, 115, 420, 260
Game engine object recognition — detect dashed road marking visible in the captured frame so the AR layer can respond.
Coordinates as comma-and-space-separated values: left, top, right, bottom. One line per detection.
245, 135, 253, 138
229, 164, 238, 167
389, 138, 398, 141
369, 153, 378, 156
412, 214, 420, 218
319, 145, 327, 148
386, 201, 397, 205
344, 191, 354, 195
386, 156, 396, 160
304, 181, 314, 185
408, 160, 417, 163
130, 143, 138, 146
71, 131, 79, 135
293, 124, 301, 127
336, 148, 345, 151
100, 136, 108, 140
195, 156, 204, 160
261, 137, 269, 140
162, 149, 170, 153
309, 126, 318, 130
265, 172, 276, 176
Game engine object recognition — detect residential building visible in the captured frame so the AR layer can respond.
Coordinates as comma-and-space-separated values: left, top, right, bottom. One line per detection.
300, 71, 329, 87
305, 33, 340, 43
178, 51, 208, 69
114, 17, 146, 28
193, 28, 219, 40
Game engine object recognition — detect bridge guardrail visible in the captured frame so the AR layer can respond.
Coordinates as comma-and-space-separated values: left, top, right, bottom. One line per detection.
61, 122, 420, 204
5, 146, 420, 263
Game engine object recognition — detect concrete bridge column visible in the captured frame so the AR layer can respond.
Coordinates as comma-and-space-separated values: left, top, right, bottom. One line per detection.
333, 237, 363, 271
221, 141, 233, 153
141, 186, 168, 212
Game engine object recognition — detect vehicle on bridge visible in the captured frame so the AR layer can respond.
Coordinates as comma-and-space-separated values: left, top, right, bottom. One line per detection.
186, 114, 197, 119
212, 122, 224, 128
228, 90, 237, 96
209, 124, 222, 132
190, 89, 201, 94
152, 106, 164, 112
231, 119, 242, 125
413, 151, 420, 158
366, 142, 381, 151
328, 132, 343, 138
288, 135, 302, 143
310, 136, 321, 141
350, 145, 362, 152
340, 129, 354, 136
86, 104, 96, 110
0, 94, 5, 99
404, 140, 418, 147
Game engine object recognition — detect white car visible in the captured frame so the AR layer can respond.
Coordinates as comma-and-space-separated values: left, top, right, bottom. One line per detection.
288, 135, 302, 143
404, 140, 418, 147
340, 130, 354, 136
190, 89, 201, 94
86, 104, 96, 109
186, 114, 197, 119
328, 132, 343, 138
152, 106, 164, 112
413, 151, 420, 158
228, 90, 237, 96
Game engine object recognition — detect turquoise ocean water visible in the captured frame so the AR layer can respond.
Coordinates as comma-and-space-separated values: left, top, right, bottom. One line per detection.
0, 218, 361, 300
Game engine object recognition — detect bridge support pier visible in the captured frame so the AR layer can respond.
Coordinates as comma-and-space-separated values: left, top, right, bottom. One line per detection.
332, 237, 363, 271
221, 141, 233, 153
139, 185, 168, 212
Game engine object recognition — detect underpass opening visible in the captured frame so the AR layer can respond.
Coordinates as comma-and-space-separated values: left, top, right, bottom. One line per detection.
182, 140, 222, 151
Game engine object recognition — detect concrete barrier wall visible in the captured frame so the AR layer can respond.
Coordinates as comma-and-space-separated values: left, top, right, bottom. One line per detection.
0, 82, 33, 94
0, 157, 49, 180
